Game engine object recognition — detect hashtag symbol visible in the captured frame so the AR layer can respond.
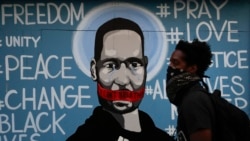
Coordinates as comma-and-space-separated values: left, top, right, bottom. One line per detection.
165, 125, 176, 135
155, 3, 171, 18
145, 85, 154, 95
166, 27, 184, 44
0, 100, 5, 110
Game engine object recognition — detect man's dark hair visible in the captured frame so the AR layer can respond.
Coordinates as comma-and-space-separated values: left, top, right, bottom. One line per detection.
175, 39, 212, 77
94, 17, 144, 61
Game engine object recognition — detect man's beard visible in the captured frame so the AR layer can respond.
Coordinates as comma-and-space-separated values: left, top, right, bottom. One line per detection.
97, 83, 145, 113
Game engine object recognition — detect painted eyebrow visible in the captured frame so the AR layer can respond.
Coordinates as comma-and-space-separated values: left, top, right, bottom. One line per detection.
99, 57, 145, 66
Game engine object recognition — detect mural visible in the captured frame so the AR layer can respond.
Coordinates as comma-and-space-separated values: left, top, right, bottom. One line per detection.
0, 0, 249, 140
67, 17, 172, 140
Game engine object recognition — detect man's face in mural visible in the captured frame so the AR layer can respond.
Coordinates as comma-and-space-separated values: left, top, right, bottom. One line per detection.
92, 29, 147, 113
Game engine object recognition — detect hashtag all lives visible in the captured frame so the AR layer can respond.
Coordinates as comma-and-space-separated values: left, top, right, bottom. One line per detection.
145, 85, 154, 95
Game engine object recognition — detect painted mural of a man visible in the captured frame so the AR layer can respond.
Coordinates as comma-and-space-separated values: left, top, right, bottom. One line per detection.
66, 18, 173, 140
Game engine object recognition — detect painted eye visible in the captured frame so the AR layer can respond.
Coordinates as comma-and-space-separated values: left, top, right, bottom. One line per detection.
125, 58, 144, 70
103, 62, 117, 70
130, 61, 142, 68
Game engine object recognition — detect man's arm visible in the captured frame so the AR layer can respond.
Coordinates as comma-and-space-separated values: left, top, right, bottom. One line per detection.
190, 129, 212, 141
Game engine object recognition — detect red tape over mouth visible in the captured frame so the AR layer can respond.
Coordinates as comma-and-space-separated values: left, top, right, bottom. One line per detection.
97, 84, 145, 102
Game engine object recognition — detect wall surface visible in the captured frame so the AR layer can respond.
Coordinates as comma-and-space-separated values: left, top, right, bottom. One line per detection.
0, 0, 249, 140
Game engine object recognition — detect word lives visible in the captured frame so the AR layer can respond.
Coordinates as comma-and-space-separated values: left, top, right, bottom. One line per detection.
146, 77, 248, 120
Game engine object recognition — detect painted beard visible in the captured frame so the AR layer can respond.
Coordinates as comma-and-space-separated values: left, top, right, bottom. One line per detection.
97, 83, 145, 114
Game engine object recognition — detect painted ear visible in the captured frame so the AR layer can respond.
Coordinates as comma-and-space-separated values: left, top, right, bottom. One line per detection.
90, 59, 97, 81
144, 56, 148, 67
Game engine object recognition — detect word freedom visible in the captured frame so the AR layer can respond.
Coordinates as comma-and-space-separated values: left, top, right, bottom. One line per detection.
1, 2, 84, 25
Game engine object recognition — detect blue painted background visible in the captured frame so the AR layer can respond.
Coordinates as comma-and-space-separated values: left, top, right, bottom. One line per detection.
0, 0, 249, 140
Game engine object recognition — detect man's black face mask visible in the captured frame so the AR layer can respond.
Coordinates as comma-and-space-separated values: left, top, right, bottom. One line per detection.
166, 66, 201, 105
166, 66, 185, 82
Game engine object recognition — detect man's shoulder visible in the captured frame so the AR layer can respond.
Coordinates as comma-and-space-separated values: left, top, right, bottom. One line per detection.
181, 84, 211, 108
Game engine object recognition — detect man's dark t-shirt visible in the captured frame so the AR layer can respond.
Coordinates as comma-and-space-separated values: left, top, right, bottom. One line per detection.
177, 83, 215, 141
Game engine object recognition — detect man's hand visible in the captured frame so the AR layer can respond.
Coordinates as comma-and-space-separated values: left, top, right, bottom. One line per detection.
190, 129, 212, 141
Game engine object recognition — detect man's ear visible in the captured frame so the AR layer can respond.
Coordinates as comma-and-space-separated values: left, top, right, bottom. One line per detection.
90, 59, 97, 81
188, 64, 198, 73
